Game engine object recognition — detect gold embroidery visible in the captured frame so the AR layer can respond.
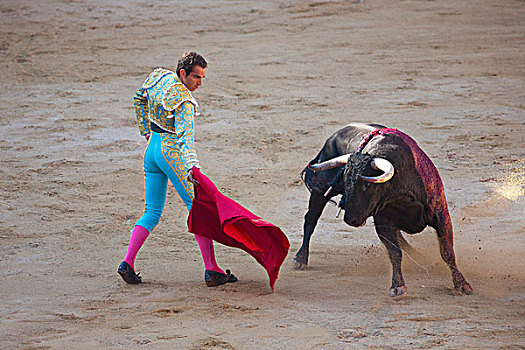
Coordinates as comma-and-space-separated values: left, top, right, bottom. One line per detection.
161, 134, 194, 199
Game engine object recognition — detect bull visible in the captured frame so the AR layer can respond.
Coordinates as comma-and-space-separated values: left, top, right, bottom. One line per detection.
295, 123, 473, 296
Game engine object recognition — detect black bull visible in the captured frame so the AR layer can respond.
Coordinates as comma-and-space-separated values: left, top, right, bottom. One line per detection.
295, 123, 473, 296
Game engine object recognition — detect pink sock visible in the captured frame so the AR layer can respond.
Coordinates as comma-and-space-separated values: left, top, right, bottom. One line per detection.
194, 234, 225, 274
123, 225, 150, 270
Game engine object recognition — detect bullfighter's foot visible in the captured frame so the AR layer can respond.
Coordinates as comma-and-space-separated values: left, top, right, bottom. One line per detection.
205, 269, 238, 287
293, 259, 308, 270
118, 261, 142, 284
389, 285, 407, 297
454, 280, 473, 295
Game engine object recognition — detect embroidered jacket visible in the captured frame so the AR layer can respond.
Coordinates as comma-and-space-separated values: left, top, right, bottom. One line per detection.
134, 68, 199, 170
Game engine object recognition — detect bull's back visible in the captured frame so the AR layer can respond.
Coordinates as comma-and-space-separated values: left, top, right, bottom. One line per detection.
319, 123, 386, 160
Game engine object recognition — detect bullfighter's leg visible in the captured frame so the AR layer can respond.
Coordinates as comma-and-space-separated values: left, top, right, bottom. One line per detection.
158, 134, 231, 276
374, 215, 407, 296
294, 191, 330, 270
119, 134, 168, 284
433, 211, 473, 294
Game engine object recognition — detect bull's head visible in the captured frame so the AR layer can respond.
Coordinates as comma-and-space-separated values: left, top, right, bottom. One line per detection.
309, 152, 394, 227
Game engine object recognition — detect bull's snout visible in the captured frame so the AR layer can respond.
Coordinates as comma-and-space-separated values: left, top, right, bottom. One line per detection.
343, 212, 366, 227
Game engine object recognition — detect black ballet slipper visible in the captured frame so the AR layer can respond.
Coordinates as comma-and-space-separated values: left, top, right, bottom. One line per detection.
118, 261, 142, 284
205, 269, 238, 287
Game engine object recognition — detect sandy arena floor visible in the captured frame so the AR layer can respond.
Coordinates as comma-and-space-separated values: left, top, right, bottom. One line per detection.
1, 0, 524, 349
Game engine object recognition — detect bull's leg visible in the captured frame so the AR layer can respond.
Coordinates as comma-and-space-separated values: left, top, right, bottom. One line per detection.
294, 191, 330, 270
433, 211, 473, 294
374, 216, 407, 296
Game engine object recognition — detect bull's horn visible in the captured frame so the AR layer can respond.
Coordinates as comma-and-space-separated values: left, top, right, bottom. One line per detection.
359, 158, 394, 183
308, 154, 350, 172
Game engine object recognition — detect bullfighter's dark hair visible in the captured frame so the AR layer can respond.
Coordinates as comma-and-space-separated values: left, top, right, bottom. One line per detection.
176, 51, 207, 78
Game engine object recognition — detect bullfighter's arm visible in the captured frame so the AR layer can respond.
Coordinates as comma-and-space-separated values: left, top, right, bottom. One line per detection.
133, 87, 151, 136
176, 101, 199, 171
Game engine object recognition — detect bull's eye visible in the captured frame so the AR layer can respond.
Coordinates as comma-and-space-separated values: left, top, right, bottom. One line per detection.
361, 183, 372, 192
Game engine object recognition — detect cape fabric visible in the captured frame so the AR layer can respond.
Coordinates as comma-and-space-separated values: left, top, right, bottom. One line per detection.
187, 168, 290, 291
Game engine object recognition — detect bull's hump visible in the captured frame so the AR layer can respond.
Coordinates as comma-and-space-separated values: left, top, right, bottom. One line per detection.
343, 122, 382, 132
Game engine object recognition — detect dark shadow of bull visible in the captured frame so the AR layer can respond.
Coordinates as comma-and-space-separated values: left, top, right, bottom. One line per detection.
295, 123, 473, 296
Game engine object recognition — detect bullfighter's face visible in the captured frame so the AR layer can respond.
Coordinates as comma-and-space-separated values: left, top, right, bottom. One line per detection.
180, 66, 206, 92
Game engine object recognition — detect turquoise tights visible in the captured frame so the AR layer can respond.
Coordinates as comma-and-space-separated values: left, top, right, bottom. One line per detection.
125, 131, 224, 273
136, 131, 194, 230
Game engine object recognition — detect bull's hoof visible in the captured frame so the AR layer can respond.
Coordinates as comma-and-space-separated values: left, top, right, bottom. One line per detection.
293, 259, 308, 270
455, 281, 473, 295
389, 285, 407, 297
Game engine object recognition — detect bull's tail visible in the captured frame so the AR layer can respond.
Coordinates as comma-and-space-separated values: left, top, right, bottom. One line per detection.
396, 231, 412, 252
301, 151, 323, 194
301, 158, 340, 205
301, 165, 312, 193
302, 149, 326, 193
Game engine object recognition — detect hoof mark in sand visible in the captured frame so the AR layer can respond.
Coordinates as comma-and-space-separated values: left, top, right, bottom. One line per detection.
192, 337, 235, 350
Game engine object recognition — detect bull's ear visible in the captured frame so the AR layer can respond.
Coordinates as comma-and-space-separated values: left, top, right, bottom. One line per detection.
359, 158, 394, 183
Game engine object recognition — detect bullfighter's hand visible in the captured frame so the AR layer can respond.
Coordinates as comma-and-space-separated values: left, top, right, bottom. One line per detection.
187, 169, 198, 185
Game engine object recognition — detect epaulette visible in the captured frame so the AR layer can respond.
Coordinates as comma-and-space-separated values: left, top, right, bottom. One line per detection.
142, 68, 173, 89
162, 83, 198, 112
